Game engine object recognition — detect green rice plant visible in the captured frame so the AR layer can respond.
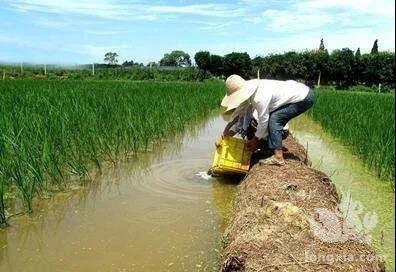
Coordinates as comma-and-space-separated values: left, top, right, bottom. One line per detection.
308, 89, 395, 182
0, 80, 224, 223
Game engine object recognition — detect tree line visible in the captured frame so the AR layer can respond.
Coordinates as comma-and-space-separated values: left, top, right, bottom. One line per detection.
103, 39, 394, 88
6, 39, 391, 88
194, 39, 395, 88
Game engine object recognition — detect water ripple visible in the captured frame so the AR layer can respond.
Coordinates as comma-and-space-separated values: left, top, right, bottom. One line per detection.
135, 159, 212, 202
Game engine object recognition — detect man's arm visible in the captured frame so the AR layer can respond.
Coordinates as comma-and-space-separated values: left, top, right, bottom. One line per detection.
223, 116, 239, 137
246, 92, 271, 151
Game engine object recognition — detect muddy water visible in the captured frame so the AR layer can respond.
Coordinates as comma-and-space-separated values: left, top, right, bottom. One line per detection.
0, 117, 238, 272
291, 115, 395, 271
2, 114, 394, 272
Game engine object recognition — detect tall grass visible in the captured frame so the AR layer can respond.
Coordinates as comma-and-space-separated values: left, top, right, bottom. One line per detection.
0, 80, 224, 224
308, 89, 395, 182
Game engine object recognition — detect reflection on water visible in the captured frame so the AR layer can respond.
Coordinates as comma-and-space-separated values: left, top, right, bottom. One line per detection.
291, 115, 395, 271
0, 116, 238, 272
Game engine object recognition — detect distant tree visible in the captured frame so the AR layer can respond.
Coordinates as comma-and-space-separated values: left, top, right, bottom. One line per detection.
252, 56, 264, 68
329, 48, 355, 86
319, 38, 326, 51
355, 48, 361, 58
361, 51, 395, 87
209, 55, 224, 76
252, 56, 265, 78
122, 60, 134, 67
160, 50, 191, 67
315, 47, 330, 86
282, 51, 307, 79
354, 48, 363, 83
104, 52, 119, 65
194, 51, 211, 71
240, 46, 394, 88
371, 39, 379, 54
223, 52, 252, 78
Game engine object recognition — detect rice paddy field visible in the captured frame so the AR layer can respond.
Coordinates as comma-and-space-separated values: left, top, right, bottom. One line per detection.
0, 80, 224, 224
0, 79, 394, 271
308, 89, 395, 182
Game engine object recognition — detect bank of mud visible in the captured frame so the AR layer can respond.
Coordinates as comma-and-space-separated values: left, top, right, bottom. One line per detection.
221, 136, 385, 272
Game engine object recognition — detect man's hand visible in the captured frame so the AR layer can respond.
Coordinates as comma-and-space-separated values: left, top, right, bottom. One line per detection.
215, 137, 222, 148
216, 130, 237, 148
246, 136, 260, 152
223, 130, 236, 138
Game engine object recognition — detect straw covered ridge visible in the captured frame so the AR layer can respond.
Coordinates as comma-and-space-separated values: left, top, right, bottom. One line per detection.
222, 136, 385, 272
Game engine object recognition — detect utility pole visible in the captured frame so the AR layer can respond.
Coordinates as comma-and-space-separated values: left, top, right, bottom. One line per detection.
92, 63, 95, 76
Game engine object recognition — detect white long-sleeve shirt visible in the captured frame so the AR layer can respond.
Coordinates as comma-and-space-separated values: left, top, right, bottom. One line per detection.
251, 79, 310, 139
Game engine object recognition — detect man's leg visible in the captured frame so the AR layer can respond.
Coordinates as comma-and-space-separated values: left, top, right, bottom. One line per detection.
265, 90, 315, 164
249, 139, 272, 167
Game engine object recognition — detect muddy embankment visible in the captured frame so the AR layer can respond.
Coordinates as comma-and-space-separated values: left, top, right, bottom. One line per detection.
221, 136, 385, 272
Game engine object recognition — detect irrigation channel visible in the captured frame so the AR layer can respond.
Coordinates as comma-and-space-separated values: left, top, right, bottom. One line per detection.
291, 115, 395, 271
0, 115, 394, 272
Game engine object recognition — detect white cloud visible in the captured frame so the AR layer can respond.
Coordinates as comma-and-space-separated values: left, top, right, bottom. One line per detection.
195, 21, 233, 32
262, 9, 333, 31
260, 0, 395, 33
150, 4, 244, 17
244, 17, 264, 24
9, 0, 136, 19
6, 0, 244, 20
1, 0, 394, 64
296, 0, 395, 17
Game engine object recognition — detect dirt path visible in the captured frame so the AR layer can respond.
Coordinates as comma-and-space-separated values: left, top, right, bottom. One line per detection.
221, 136, 385, 272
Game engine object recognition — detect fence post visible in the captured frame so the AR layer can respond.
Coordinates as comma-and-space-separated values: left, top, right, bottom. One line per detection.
257, 69, 260, 79
20, 62, 23, 75
44, 64, 47, 76
378, 83, 381, 93
2, 70, 5, 80
317, 71, 321, 87
92, 63, 95, 76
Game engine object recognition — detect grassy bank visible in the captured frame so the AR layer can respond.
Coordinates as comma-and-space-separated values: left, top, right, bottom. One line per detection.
308, 89, 395, 182
0, 80, 224, 223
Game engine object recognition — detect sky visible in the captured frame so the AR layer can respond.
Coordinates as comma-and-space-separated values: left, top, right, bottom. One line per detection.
0, 0, 395, 65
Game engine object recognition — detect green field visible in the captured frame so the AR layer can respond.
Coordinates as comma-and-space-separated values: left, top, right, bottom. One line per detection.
308, 89, 395, 182
0, 80, 224, 223
0, 65, 210, 81
1, 81, 394, 225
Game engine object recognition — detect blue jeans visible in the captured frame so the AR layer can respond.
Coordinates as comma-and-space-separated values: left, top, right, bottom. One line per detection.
268, 89, 315, 150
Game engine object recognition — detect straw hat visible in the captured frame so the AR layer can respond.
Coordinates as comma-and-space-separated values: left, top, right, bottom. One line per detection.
221, 75, 259, 113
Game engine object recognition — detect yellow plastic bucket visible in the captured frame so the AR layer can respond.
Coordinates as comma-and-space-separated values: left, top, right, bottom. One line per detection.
210, 137, 252, 175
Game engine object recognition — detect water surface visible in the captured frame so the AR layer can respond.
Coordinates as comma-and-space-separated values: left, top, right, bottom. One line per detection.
2, 114, 393, 271
291, 115, 395, 271
0, 117, 237, 272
